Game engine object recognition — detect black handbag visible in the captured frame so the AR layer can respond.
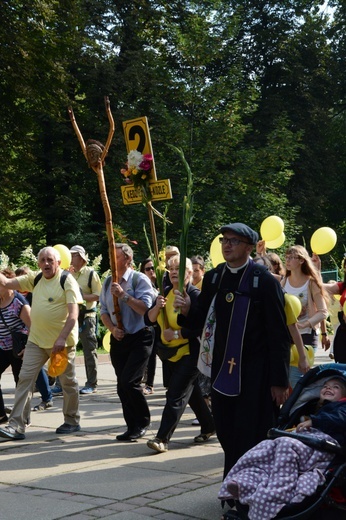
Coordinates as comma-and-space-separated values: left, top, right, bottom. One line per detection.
0, 307, 28, 358
10, 331, 28, 358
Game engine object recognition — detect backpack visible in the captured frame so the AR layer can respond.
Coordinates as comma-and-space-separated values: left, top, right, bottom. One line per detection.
34, 270, 70, 289
104, 271, 139, 293
87, 269, 94, 291
34, 269, 93, 291
34, 270, 86, 329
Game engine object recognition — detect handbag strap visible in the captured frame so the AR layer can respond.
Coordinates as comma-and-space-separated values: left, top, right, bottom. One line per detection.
0, 306, 13, 331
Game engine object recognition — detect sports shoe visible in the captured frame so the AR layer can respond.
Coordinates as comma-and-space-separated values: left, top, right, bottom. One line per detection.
191, 418, 200, 426
51, 385, 63, 396
0, 425, 25, 440
147, 437, 168, 453
79, 386, 97, 394
56, 423, 81, 434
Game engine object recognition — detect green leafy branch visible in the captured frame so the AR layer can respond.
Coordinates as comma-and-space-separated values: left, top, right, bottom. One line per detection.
168, 145, 194, 294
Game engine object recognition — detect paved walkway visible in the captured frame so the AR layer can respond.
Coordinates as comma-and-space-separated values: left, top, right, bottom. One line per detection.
0, 345, 333, 520
1, 355, 224, 520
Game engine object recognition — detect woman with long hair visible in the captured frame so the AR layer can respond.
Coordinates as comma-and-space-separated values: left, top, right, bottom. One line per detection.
282, 246, 328, 386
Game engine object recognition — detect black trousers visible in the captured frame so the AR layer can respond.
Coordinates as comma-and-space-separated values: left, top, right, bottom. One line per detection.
0, 348, 22, 416
157, 354, 215, 442
110, 328, 153, 431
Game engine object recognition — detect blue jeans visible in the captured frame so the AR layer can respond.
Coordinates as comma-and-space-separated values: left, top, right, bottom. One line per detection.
35, 368, 52, 402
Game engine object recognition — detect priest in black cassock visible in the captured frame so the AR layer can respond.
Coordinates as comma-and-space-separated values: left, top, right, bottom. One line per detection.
175, 223, 291, 478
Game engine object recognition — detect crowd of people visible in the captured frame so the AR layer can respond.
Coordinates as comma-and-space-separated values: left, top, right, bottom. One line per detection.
0, 222, 345, 519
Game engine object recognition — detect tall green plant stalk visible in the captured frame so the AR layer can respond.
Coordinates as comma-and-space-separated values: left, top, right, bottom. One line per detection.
168, 145, 194, 295
143, 206, 170, 327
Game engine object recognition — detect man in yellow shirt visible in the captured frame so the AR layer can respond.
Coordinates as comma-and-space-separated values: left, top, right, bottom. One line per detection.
69, 245, 101, 394
0, 246, 81, 440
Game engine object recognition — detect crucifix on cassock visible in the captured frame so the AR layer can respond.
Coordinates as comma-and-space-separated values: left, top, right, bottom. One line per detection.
228, 357, 237, 374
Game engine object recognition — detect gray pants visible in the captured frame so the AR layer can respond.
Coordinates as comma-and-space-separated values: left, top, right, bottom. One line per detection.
9, 341, 80, 433
79, 315, 98, 388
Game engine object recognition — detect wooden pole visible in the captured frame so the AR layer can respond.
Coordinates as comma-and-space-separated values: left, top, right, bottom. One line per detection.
68, 97, 123, 329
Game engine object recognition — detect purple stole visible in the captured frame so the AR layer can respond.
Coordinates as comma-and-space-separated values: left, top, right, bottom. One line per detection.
212, 260, 255, 396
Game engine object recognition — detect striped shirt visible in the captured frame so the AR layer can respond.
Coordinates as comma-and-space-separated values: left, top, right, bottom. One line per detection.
0, 292, 29, 351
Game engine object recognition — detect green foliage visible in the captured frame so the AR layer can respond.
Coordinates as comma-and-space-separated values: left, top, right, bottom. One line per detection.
0, 0, 345, 272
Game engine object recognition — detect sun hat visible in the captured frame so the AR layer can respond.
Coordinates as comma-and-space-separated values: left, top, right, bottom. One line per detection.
47, 349, 69, 377
69, 245, 87, 262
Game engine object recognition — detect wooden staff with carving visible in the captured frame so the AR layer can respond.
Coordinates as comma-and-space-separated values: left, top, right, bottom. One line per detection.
68, 97, 123, 329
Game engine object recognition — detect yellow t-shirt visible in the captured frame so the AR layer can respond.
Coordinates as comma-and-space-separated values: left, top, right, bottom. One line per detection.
17, 269, 81, 348
71, 265, 102, 311
157, 290, 190, 362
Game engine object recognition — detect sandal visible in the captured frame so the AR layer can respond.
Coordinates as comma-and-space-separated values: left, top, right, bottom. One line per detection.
143, 386, 154, 395
194, 430, 216, 443
33, 400, 53, 411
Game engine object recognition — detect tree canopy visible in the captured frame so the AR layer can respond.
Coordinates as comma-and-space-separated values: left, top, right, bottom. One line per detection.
0, 0, 345, 269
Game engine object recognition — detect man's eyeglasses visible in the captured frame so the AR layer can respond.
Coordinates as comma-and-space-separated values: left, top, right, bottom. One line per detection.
144, 266, 155, 272
219, 237, 249, 246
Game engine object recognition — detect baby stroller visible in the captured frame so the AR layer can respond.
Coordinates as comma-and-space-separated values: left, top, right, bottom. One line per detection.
224, 363, 346, 520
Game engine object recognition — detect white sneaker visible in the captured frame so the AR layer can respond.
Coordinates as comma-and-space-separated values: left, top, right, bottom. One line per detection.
147, 438, 168, 453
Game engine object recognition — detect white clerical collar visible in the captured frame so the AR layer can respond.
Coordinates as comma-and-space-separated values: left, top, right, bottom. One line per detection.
226, 259, 249, 274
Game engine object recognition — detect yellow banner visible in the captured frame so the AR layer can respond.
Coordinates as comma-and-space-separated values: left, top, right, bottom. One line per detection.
122, 117, 157, 181
121, 180, 172, 205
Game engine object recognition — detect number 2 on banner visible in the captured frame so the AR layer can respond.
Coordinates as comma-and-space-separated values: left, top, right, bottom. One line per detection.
122, 117, 157, 181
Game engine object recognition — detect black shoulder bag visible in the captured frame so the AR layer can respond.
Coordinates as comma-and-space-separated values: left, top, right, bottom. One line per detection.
0, 307, 28, 358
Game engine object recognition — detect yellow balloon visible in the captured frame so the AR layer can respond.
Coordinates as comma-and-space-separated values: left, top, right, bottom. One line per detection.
102, 330, 111, 352
285, 293, 302, 321
310, 227, 337, 255
290, 344, 314, 368
290, 344, 299, 367
265, 232, 285, 249
305, 345, 315, 367
260, 216, 284, 242
53, 244, 72, 270
343, 301, 346, 315
210, 234, 224, 267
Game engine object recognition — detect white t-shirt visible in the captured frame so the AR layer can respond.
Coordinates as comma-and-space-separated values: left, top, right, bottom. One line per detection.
283, 278, 311, 335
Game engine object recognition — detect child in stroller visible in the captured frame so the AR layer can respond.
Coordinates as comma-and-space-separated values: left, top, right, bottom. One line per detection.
219, 364, 346, 520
